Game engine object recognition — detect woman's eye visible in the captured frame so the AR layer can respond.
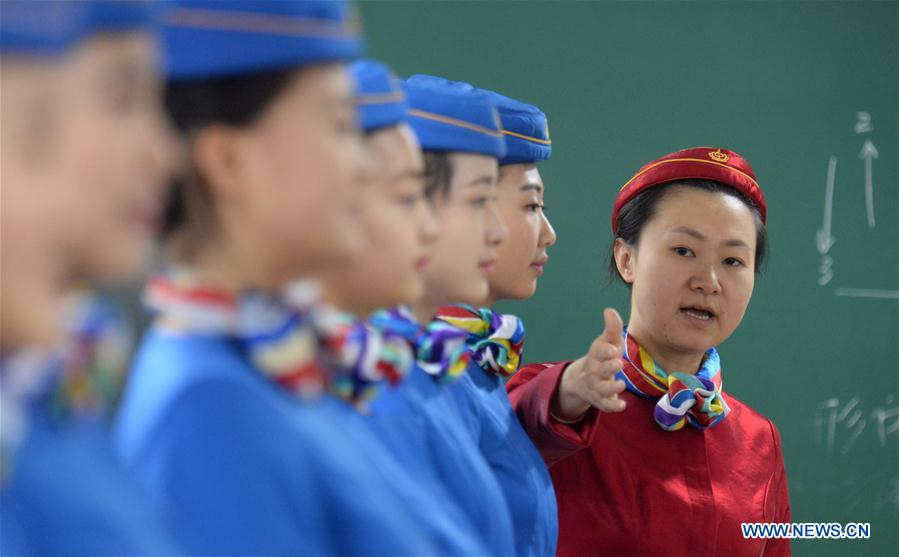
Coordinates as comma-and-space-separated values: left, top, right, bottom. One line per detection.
337, 121, 357, 135
673, 247, 694, 257
724, 257, 745, 268
524, 203, 543, 213
471, 196, 489, 208
334, 112, 358, 135
107, 86, 139, 113
398, 194, 420, 207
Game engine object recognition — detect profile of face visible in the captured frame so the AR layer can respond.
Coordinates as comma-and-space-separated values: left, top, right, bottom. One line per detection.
422, 153, 507, 309
0, 192, 61, 350
614, 186, 757, 370
217, 63, 368, 284
321, 123, 437, 315
0, 62, 64, 350
488, 163, 556, 302
0, 181, 61, 350
54, 32, 177, 283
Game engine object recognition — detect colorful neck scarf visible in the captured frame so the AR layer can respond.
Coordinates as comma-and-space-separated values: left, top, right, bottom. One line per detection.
145, 270, 329, 399
53, 293, 132, 420
145, 268, 412, 408
434, 304, 525, 378
369, 306, 471, 384
326, 320, 414, 407
615, 328, 730, 431
280, 285, 415, 408
0, 291, 131, 483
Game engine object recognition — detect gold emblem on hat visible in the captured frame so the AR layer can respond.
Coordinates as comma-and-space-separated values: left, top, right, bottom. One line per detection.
708, 149, 729, 163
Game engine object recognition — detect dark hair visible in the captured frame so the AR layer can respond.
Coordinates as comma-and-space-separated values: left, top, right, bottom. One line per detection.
162, 68, 299, 262
422, 151, 453, 200
609, 179, 768, 284
165, 69, 298, 134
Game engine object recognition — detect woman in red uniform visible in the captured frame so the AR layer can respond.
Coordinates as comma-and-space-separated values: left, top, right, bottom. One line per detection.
507, 146, 791, 557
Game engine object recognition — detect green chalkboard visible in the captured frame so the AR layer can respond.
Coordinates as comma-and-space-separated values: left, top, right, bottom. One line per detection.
361, 1, 898, 555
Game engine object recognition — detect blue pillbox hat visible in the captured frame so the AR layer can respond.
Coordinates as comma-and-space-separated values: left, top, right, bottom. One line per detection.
351, 59, 406, 133
87, 1, 158, 32
480, 89, 551, 165
161, 0, 364, 81
402, 74, 505, 159
1, 1, 159, 57
0, 1, 87, 57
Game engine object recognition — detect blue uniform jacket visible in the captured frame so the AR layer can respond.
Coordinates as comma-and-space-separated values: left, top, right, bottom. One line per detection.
0, 413, 179, 556
370, 364, 515, 556
115, 327, 475, 556
450, 360, 559, 557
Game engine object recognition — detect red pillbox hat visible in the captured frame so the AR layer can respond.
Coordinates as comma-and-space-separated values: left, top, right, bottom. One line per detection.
611, 147, 766, 233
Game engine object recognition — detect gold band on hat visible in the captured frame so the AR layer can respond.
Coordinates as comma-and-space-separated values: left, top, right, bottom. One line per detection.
618, 158, 760, 193
501, 129, 552, 146
408, 108, 503, 138
357, 91, 405, 106
165, 7, 360, 39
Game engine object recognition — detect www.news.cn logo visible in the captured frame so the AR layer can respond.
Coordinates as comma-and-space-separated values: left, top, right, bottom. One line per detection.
741, 523, 871, 540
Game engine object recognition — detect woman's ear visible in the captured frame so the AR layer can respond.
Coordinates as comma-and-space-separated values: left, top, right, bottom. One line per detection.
191, 124, 247, 201
613, 238, 636, 285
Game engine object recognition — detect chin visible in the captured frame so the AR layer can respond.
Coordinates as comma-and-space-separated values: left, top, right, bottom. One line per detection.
487, 277, 535, 303
88, 246, 147, 284
667, 328, 718, 354
375, 287, 419, 312
453, 283, 490, 308
517, 280, 538, 300
2, 307, 59, 351
498, 286, 535, 302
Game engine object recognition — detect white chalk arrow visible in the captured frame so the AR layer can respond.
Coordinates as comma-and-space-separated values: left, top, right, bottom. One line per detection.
816, 156, 837, 254
859, 140, 878, 228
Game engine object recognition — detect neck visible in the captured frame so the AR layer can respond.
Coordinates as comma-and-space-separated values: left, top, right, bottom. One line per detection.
627, 324, 705, 374
410, 301, 439, 325
187, 239, 271, 295
318, 282, 367, 318
185, 218, 312, 294
316, 265, 371, 318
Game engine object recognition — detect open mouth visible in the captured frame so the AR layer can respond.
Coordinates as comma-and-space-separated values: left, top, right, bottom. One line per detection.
680, 307, 715, 321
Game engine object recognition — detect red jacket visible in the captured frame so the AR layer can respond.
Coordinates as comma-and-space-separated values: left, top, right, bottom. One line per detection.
507, 361, 791, 557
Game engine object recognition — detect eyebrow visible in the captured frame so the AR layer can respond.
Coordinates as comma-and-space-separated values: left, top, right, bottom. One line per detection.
467, 175, 495, 188
326, 91, 356, 110
670, 226, 751, 249
108, 60, 140, 79
395, 169, 427, 181
520, 182, 543, 194
103, 59, 143, 89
